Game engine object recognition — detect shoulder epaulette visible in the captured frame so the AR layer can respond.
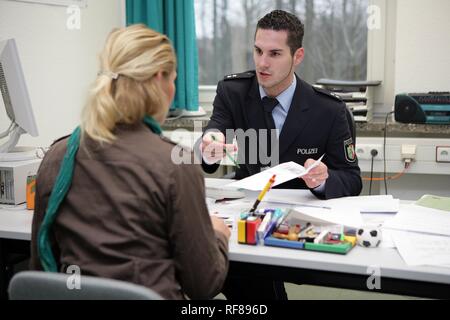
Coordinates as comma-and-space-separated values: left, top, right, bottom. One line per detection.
312, 86, 343, 102
50, 134, 71, 146
224, 71, 256, 81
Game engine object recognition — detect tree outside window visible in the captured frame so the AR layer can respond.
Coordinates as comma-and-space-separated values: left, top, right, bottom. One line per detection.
195, 0, 368, 85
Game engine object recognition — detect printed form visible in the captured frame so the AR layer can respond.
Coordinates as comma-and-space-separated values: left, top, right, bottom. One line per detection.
226, 155, 324, 191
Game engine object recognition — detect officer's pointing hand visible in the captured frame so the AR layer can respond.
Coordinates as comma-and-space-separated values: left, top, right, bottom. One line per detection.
201, 131, 237, 164
301, 159, 329, 189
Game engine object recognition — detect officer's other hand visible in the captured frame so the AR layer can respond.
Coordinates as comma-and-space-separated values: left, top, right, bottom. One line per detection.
201, 132, 236, 164
210, 216, 231, 240
301, 159, 329, 189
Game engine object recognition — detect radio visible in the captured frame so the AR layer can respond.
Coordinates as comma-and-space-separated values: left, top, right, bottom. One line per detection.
394, 92, 450, 124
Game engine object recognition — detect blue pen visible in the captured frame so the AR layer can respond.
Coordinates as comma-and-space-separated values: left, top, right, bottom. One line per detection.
265, 209, 285, 235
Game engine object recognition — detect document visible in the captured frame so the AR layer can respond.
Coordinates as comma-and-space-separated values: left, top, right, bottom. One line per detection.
210, 211, 235, 228
262, 189, 323, 207
378, 229, 396, 249
291, 205, 363, 228
226, 155, 324, 191
205, 178, 246, 200
390, 230, 450, 267
264, 192, 399, 213
325, 195, 400, 213
383, 204, 450, 237
415, 194, 450, 212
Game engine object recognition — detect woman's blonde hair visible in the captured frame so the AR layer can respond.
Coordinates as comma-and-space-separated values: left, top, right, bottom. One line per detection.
81, 24, 176, 143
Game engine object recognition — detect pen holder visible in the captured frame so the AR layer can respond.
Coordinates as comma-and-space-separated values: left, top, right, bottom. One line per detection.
238, 213, 262, 245
237, 209, 284, 245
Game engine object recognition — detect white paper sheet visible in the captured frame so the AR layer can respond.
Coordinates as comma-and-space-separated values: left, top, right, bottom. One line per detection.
292, 205, 363, 228
390, 230, 450, 267
262, 189, 328, 208
383, 204, 450, 237
264, 191, 399, 213
226, 155, 324, 191
325, 195, 400, 213
210, 211, 235, 228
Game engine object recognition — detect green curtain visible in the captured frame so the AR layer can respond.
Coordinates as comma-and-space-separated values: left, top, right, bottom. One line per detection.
126, 0, 199, 111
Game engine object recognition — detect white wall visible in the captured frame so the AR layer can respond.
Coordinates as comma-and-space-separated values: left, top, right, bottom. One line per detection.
394, 0, 450, 94
355, 0, 450, 116
0, 0, 124, 148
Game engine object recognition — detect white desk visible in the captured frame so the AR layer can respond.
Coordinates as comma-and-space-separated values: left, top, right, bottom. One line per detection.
207, 184, 450, 298
1, 186, 450, 299
228, 224, 450, 298
0, 207, 32, 241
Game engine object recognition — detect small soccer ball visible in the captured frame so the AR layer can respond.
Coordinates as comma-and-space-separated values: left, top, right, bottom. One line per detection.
356, 227, 382, 248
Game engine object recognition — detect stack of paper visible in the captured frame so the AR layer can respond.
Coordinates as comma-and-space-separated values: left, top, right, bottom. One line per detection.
384, 204, 450, 268
291, 206, 363, 229
415, 194, 450, 212
383, 204, 450, 237
263, 191, 399, 214
325, 195, 400, 213
205, 178, 246, 200
389, 230, 450, 267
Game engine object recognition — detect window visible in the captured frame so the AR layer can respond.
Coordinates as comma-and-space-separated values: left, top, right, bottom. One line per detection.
195, 0, 368, 85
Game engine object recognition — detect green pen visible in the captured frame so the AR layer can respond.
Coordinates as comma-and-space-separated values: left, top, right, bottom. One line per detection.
211, 134, 241, 168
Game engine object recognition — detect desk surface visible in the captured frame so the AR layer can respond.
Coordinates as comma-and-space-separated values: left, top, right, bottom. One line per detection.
1, 185, 450, 292
229, 228, 450, 286
0, 207, 32, 241
224, 210, 450, 288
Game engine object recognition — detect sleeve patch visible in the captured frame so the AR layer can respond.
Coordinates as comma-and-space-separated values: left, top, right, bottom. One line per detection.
344, 138, 356, 163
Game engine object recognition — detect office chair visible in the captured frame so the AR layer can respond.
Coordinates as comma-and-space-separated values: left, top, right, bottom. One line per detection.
8, 271, 163, 300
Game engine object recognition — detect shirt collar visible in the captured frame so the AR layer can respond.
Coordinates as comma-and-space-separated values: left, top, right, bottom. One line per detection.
259, 75, 297, 113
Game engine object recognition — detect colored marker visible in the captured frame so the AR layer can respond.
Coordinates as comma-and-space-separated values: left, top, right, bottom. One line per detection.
211, 134, 240, 168
249, 174, 276, 213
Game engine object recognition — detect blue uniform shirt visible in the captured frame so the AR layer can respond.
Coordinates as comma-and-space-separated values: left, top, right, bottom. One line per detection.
259, 76, 296, 138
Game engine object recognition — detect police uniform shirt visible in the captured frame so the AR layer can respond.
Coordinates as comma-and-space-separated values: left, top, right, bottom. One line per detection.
259, 75, 296, 137
201, 71, 362, 199
258, 76, 326, 194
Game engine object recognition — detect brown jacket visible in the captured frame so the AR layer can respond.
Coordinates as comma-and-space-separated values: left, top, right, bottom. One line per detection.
30, 123, 229, 300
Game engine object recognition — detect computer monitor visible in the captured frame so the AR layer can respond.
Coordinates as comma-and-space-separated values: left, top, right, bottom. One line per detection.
0, 38, 38, 158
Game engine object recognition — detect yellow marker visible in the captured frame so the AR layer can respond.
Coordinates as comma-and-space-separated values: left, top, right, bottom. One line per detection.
249, 174, 276, 213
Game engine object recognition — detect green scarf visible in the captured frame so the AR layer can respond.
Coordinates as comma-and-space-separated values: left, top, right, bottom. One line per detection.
38, 115, 162, 272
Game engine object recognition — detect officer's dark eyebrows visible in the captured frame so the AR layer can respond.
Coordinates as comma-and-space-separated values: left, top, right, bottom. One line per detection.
254, 45, 284, 54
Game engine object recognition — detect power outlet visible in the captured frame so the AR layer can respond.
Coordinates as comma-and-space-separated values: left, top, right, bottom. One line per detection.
401, 144, 417, 161
436, 146, 450, 163
355, 144, 384, 160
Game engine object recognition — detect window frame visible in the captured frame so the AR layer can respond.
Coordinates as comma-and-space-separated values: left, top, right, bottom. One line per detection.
199, 0, 390, 115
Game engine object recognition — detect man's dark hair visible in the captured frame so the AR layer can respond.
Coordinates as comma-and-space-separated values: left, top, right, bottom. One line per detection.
256, 10, 304, 55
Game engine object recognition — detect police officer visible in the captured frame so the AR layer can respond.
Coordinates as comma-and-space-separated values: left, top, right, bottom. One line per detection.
201, 10, 361, 199
200, 10, 362, 299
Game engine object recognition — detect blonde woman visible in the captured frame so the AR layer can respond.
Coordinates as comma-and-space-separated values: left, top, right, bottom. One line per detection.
30, 24, 230, 300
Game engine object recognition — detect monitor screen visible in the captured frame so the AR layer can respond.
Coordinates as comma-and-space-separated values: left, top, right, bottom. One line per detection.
0, 38, 38, 154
